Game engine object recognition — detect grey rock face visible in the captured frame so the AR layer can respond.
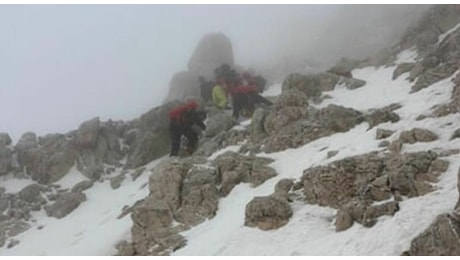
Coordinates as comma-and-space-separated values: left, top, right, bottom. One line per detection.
376, 129, 395, 139
188, 33, 234, 75
25, 133, 76, 184
174, 165, 219, 225
365, 107, 400, 129
393, 63, 415, 80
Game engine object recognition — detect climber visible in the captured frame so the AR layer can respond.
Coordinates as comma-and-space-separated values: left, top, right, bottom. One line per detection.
211, 79, 230, 109
198, 76, 214, 103
168, 101, 206, 157
231, 84, 273, 119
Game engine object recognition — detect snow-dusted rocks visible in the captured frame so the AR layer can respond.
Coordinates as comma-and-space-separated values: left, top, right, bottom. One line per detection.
25, 134, 76, 184
406, 213, 460, 255
301, 151, 448, 231
364, 104, 401, 129
244, 179, 294, 230
44, 192, 86, 219
392, 62, 415, 80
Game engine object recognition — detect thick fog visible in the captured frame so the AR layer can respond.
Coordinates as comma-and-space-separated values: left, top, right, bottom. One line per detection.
0, 5, 430, 143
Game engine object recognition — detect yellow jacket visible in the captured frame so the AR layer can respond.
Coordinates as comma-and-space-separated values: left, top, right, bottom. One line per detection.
212, 84, 228, 108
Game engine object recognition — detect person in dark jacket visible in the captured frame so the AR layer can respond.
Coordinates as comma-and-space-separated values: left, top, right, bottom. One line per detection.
198, 76, 214, 103
168, 101, 206, 157
231, 84, 273, 119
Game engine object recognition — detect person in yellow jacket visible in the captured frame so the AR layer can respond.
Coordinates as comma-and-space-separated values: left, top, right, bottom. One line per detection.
212, 81, 230, 109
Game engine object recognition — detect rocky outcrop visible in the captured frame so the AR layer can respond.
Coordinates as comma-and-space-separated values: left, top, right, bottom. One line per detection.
214, 151, 276, 196
119, 152, 277, 255
44, 192, 86, 219
301, 151, 447, 231
406, 213, 460, 255
399, 128, 438, 144
364, 105, 401, 129
24, 134, 76, 184
164, 33, 235, 102
245, 179, 293, 230
393, 62, 416, 80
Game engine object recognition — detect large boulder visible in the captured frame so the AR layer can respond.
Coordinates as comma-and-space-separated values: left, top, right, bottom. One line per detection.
245, 196, 292, 230
15, 132, 38, 168
188, 33, 234, 76
44, 192, 86, 219
174, 165, 219, 226
282, 72, 339, 98
164, 33, 234, 102
25, 134, 76, 184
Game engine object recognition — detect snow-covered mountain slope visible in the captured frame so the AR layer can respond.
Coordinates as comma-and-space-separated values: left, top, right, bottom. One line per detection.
2, 56, 459, 255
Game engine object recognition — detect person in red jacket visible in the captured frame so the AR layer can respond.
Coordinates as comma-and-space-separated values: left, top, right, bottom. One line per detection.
168, 101, 206, 156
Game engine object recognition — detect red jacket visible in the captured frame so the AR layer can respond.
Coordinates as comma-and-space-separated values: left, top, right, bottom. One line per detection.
168, 101, 198, 122
231, 85, 258, 95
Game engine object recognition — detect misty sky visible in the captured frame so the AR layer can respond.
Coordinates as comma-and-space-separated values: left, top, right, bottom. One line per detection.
0, 5, 429, 143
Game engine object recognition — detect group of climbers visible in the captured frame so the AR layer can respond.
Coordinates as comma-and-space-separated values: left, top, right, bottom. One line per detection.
204, 64, 272, 119
168, 64, 272, 157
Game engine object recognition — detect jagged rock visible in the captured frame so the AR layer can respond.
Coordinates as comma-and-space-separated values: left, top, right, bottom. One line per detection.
203, 108, 235, 138
76, 117, 100, 148
7, 239, 20, 248
245, 195, 292, 230
174, 165, 218, 226
450, 128, 460, 140
149, 160, 188, 212
0, 146, 12, 176
378, 140, 389, 148
0, 133, 12, 147
393, 63, 416, 80
250, 108, 270, 142
0, 219, 31, 247
214, 152, 276, 196
386, 151, 439, 197
275, 89, 309, 109
130, 167, 146, 181
376, 129, 395, 139
273, 179, 294, 202
388, 140, 403, 153
264, 104, 363, 153
25, 133, 76, 184
408, 213, 460, 255
44, 192, 86, 219
367, 175, 392, 201
18, 184, 47, 205
110, 173, 126, 190
15, 132, 38, 167
71, 180, 93, 193
318, 104, 364, 132
282, 72, 339, 98
399, 128, 438, 144
365, 108, 400, 129
116, 241, 135, 256
336, 199, 399, 231
302, 152, 384, 208
340, 77, 367, 90
327, 150, 339, 159
130, 198, 186, 255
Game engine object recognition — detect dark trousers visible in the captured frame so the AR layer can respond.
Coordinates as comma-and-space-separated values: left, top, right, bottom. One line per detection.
169, 121, 198, 156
